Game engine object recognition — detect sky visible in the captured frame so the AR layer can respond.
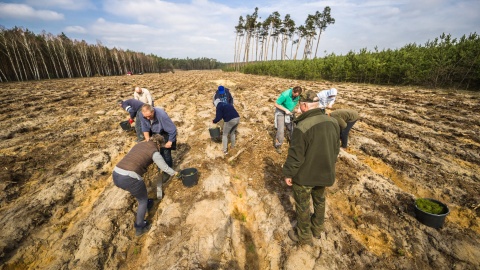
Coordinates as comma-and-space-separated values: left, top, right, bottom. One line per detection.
0, 0, 479, 63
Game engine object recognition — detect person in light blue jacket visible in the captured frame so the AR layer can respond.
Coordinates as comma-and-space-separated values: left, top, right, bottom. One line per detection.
316, 88, 338, 109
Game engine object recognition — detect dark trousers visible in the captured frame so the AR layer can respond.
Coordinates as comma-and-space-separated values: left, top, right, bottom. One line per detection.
135, 111, 145, 141
149, 132, 177, 167
340, 120, 357, 148
112, 171, 148, 227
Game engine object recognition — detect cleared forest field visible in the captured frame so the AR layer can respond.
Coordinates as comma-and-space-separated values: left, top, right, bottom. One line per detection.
0, 70, 479, 269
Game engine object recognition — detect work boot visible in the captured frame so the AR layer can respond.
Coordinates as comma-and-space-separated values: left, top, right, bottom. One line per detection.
288, 228, 313, 246
134, 220, 151, 237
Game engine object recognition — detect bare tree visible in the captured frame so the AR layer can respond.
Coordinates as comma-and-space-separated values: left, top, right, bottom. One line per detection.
234, 16, 245, 69
0, 26, 20, 81
313, 7, 335, 59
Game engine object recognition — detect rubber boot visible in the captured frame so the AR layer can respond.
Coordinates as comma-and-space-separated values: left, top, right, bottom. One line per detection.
134, 220, 151, 237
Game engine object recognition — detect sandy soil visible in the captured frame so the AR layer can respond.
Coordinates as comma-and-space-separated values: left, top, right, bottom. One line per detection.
0, 70, 479, 270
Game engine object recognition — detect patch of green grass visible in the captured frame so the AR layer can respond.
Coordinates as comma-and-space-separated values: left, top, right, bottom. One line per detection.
353, 215, 358, 223
396, 248, 406, 256
247, 243, 255, 253
232, 207, 247, 222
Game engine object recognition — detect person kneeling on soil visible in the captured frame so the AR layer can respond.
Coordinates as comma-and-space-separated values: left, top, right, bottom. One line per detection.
112, 134, 178, 237
329, 109, 359, 149
213, 98, 240, 155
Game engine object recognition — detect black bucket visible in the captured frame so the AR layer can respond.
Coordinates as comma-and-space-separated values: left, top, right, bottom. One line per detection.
180, 168, 198, 187
209, 127, 221, 140
414, 198, 449, 228
120, 120, 133, 131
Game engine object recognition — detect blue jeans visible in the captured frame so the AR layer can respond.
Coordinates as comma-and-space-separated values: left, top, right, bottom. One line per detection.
148, 131, 176, 167
135, 111, 145, 141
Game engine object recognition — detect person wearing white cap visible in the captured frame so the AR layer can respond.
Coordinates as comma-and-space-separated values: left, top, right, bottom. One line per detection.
316, 88, 338, 110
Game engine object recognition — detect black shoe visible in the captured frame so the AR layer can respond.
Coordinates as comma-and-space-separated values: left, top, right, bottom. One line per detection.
147, 199, 154, 210
134, 220, 151, 237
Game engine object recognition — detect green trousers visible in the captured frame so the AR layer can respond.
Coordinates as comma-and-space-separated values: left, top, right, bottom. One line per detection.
292, 183, 326, 244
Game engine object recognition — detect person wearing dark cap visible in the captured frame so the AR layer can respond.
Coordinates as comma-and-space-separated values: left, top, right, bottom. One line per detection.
329, 109, 359, 149
283, 90, 340, 246
213, 98, 240, 155
118, 99, 145, 142
213, 85, 234, 106
112, 134, 178, 237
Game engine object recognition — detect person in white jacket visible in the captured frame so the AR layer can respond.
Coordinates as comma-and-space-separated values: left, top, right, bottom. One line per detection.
134, 87, 154, 106
316, 88, 338, 109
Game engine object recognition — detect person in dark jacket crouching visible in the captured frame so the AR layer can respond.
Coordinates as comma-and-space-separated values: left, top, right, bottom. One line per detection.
213, 98, 240, 155
282, 90, 340, 246
112, 134, 178, 236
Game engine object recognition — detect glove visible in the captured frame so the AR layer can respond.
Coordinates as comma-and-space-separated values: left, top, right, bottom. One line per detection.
128, 119, 134, 124
212, 120, 215, 124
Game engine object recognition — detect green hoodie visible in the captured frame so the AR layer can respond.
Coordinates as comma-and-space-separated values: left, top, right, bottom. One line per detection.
283, 108, 340, 186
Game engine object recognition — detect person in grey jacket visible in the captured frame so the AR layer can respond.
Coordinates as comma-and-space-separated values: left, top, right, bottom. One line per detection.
112, 134, 177, 236
283, 90, 340, 246
140, 104, 177, 182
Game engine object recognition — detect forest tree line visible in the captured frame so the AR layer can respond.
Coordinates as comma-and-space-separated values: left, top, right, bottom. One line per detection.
233, 6, 335, 69
0, 26, 223, 82
229, 33, 480, 90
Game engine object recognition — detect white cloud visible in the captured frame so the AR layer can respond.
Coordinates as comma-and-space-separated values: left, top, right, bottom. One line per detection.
64, 25, 87, 33
25, 0, 96, 10
0, 3, 64, 21
2, 0, 478, 62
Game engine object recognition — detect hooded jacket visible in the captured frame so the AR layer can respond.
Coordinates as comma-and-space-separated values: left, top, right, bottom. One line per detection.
283, 108, 340, 186
316, 88, 337, 109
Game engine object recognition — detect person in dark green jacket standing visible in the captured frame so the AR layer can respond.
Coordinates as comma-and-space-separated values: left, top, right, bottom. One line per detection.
274, 86, 302, 153
283, 90, 340, 246
329, 109, 359, 149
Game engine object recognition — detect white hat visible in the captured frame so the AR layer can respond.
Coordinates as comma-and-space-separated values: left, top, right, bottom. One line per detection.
214, 98, 221, 107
